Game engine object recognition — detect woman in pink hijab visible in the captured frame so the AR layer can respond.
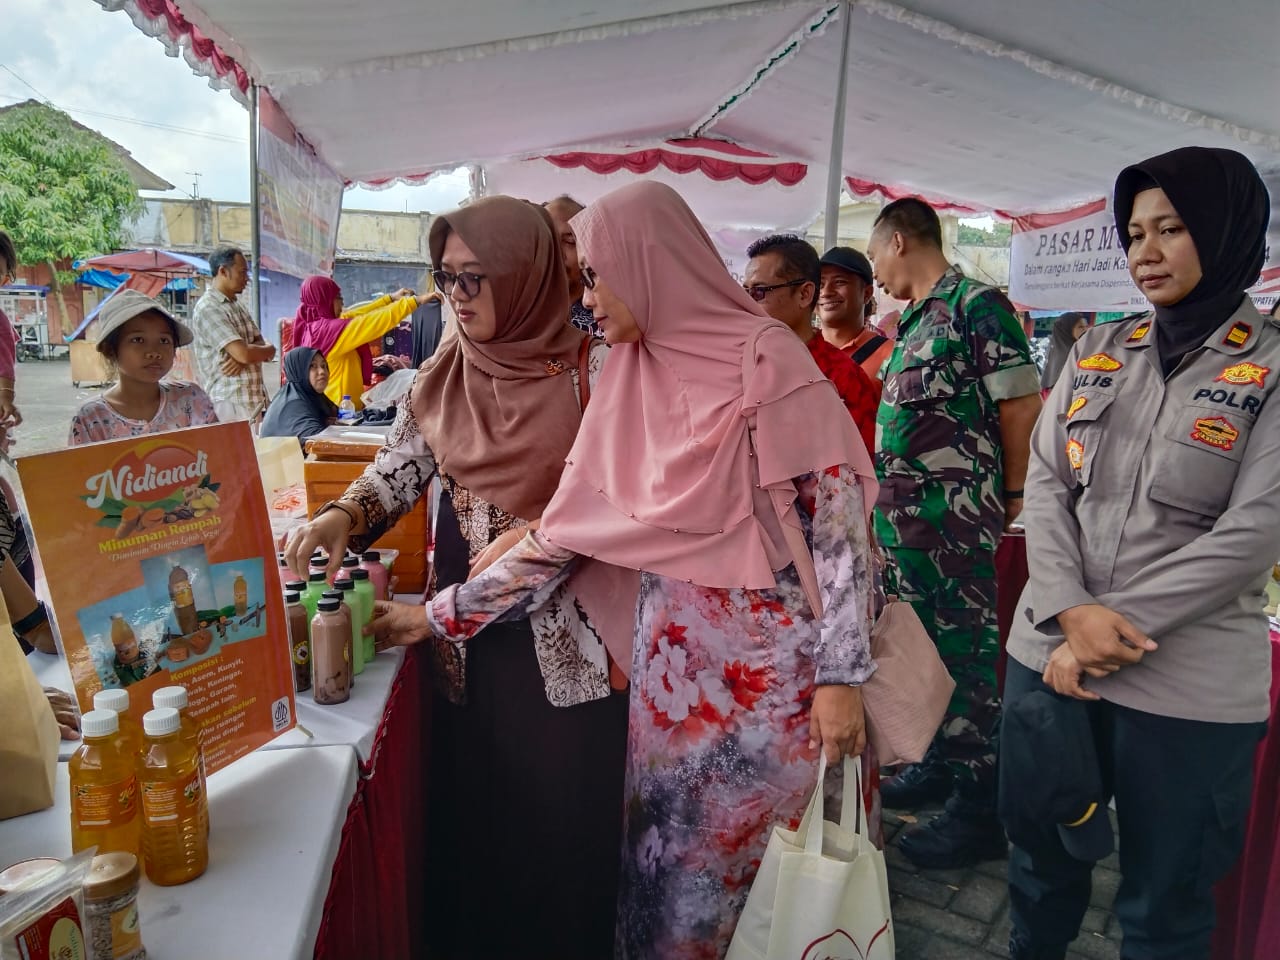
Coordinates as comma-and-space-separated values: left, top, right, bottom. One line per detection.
370, 182, 879, 959
291, 275, 422, 409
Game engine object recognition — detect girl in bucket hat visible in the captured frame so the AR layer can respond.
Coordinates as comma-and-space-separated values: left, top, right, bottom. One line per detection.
69, 289, 218, 444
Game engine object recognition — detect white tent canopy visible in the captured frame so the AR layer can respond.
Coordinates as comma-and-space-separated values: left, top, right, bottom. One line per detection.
101, 0, 1280, 217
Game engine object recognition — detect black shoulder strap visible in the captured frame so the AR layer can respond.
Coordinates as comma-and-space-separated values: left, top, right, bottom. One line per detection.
851, 335, 888, 365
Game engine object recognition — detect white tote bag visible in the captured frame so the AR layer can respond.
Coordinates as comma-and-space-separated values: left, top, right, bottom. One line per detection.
727, 755, 894, 960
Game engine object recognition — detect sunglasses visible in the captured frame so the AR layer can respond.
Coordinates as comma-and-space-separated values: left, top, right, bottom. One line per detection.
742, 278, 807, 302
432, 269, 488, 298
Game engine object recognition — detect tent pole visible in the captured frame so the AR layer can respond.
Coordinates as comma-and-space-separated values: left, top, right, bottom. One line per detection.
823, 0, 853, 251
248, 81, 262, 324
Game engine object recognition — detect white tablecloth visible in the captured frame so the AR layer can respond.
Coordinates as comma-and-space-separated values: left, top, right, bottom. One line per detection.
0, 745, 358, 960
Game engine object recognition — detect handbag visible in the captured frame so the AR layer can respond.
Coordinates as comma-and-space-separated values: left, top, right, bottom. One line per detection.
727, 754, 894, 960
0, 628, 60, 820
861, 596, 955, 766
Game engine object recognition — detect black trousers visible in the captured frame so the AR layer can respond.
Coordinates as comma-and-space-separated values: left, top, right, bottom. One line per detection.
1002, 660, 1264, 960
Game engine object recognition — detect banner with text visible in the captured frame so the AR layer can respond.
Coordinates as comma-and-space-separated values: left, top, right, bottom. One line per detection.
257, 91, 344, 283
19, 423, 296, 775
1009, 200, 1278, 313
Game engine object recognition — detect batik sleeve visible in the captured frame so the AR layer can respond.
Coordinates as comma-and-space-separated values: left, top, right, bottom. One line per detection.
428, 530, 579, 639
345, 382, 437, 550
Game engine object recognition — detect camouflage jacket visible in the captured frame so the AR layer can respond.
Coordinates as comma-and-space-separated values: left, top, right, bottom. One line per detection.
874, 268, 1040, 551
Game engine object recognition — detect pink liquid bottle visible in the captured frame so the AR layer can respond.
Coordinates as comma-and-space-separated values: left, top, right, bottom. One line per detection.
359, 551, 390, 601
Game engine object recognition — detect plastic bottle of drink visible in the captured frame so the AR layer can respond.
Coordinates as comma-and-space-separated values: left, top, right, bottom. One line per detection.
311, 598, 352, 705
70, 709, 141, 858
337, 395, 357, 423
332, 578, 365, 676
137, 707, 208, 886
285, 590, 312, 693
232, 571, 248, 617
322, 589, 359, 680
349, 568, 377, 665
168, 562, 200, 636
151, 685, 209, 838
305, 571, 329, 615
359, 551, 390, 601
309, 551, 329, 578
94, 688, 144, 758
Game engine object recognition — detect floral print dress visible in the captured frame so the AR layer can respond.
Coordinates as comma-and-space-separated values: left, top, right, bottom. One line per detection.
68, 381, 218, 445
429, 464, 875, 959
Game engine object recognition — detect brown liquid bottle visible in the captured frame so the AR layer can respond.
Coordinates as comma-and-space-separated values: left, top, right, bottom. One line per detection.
70, 709, 141, 858
285, 590, 311, 693
152, 685, 210, 838
138, 707, 208, 886
168, 563, 200, 636
311, 598, 351, 705
232, 571, 248, 617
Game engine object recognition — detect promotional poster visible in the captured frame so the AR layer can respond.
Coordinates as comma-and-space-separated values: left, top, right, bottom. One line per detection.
18, 423, 296, 775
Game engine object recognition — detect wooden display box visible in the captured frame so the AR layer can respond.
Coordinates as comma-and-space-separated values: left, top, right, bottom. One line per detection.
303, 431, 430, 594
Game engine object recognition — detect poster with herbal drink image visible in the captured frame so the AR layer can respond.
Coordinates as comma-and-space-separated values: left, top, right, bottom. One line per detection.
18, 423, 296, 775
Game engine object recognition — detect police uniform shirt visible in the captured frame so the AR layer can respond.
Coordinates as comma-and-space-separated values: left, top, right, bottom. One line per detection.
1008, 301, 1280, 723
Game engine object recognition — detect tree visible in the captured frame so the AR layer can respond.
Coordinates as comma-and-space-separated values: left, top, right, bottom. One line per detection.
0, 102, 143, 332
957, 222, 1012, 247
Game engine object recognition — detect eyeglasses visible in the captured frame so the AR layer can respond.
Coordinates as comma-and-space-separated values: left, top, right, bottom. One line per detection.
580, 264, 598, 291
743, 278, 807, 302
432, 269, 487, 298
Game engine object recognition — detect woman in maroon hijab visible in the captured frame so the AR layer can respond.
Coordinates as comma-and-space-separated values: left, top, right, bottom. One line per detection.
291, 275, 421, 409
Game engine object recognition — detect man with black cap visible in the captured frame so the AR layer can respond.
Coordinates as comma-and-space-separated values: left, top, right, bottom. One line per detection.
818, 246, 895, 384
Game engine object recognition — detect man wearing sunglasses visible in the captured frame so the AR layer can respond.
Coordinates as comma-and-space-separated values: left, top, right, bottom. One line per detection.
744, 234, 878, 455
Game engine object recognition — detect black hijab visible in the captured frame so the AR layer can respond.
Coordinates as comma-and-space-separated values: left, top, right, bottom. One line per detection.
1041, 312, 1086, 389
259, 347, 337, 449
1113, 147, 1270, 375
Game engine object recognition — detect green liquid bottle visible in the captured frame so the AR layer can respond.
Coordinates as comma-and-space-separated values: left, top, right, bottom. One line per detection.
350, 568, 377, 665
332, 579, 364, 676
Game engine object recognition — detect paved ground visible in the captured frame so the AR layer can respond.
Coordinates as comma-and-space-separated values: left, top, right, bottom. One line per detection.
883, 802, 1123, 959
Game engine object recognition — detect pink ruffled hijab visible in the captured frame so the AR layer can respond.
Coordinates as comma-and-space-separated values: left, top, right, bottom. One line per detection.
540, 181, 876, 662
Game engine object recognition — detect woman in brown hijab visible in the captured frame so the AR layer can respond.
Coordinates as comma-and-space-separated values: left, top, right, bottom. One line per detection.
286, 196, 626, 959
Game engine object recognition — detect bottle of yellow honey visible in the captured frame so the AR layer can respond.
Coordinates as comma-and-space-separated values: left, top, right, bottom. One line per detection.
137, 707, 208, 886
70, 709, 141, 858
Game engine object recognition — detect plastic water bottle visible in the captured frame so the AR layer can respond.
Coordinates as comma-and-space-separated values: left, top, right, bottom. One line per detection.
137, 707, 208, 885
337, 395, 357, 423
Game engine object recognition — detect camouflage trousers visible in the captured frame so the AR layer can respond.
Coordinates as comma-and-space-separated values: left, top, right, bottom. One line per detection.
883, 544, 1000, 795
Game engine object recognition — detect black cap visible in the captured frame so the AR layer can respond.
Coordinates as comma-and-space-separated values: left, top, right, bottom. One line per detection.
820, 246, 874, 285
322, 590, 344, 602
308, 572, 327, 582
284, 579, 306, 592
334, 578, 354, 591
998, 690, 1113, 863
285, 591, 300, 603
318, 598, 340, 613
350, 568, 370, 581
362, 551, 381, 562
341, 557, 359, 569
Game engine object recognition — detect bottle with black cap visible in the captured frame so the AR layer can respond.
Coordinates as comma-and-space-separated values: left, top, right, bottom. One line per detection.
311, 597, 351, 704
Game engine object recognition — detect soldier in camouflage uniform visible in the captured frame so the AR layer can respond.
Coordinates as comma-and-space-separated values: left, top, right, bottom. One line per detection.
867, 198, 1042, 868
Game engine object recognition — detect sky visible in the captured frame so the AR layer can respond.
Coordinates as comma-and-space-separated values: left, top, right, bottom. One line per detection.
3, 0, 470, 213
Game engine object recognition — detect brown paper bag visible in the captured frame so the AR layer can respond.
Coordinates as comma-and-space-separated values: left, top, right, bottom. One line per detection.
0, 611, 60, 819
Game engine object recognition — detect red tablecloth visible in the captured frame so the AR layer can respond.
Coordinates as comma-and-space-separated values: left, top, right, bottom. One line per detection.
1213, 627, 1280, 960
995, 533, 1029, 696
313, 648, 429, 960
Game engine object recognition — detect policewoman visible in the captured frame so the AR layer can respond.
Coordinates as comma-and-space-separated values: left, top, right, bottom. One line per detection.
1002, 146, 1278, 960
